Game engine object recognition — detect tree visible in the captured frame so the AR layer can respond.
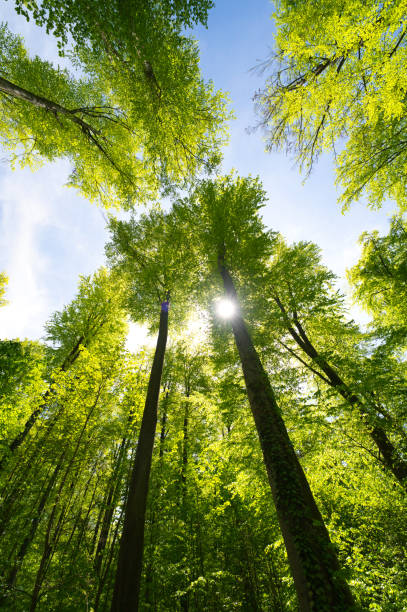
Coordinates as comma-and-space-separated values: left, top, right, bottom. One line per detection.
0, 11, 228, 207
349, 216, 407, 347
0, 268, 127, 469
0, 340, 46, 446
260, 237, 407, 488
174, 174, 355, 610
106, 209, 198, 609
256, 0, 407, 211
0, 345, 147, 610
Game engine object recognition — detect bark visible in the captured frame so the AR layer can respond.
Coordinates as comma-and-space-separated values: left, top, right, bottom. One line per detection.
159, 390, 169, 460
181, 396, 189, 504
144, 392, 169, 608
94, 506, 124, 611
274, 294, 407, 487
111, 297, 169, 611
219, 259, 355, 612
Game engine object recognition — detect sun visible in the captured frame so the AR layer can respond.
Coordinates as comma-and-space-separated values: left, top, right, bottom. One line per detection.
215, 297, 236, 319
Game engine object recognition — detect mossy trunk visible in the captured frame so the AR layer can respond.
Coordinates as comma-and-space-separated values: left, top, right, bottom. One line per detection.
219, 261, 355, 611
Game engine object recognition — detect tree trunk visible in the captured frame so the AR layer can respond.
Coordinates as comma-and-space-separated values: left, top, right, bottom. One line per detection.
219, 260, 355, 612
95, 438, 129, 575
111, 297, 169, 611
274, 294, 407, 488
181, 396, 189, 505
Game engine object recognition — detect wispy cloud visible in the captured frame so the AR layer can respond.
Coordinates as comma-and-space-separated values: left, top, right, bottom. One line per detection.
0, 162, 107, 340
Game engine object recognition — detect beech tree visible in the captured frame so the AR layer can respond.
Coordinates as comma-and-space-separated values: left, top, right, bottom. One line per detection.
174, 174, 355, 610
258, 238, 407, 488
0, 6, 228, 207
257, 0, 407, 211
106, 209, 197, 609
1, 220, 407, 608
0, 268, 127, 470
0, 268, 144, 610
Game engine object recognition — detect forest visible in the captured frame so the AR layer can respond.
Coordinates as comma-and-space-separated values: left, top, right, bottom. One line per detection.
0, 0, 407, 610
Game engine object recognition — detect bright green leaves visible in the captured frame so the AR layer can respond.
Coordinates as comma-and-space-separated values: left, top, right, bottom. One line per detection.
258, 0, 407, 210
0, 340, 46, 443
0, 271, 8, 307
106, 209, 198, 330
44, 267, 128, 369
348, 216, 407, 350
267, 239, 344, 324
11, 0, 215, 51
0, 25, 152, 207
175, 174, 276, 298
0, 11, 229, 208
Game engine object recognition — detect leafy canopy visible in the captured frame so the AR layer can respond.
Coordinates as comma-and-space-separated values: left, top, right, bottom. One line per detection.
257, 0, 407, 211
106, 209, 198, 330
0, 5, 229, 208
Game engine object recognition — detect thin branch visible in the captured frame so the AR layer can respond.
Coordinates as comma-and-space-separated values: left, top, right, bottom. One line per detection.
277, 339, 331, 385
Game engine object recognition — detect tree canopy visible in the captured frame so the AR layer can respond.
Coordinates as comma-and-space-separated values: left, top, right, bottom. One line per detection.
0, 5, 229, 208
256, 0, 407, 211
2, 1, 407, 610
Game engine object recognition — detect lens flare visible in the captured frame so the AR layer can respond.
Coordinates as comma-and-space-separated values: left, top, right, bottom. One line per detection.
215, 298, 236, 319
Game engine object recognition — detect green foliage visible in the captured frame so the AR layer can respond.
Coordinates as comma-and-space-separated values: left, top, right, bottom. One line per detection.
44, 267, 128, 368
12, 0, 215, 51
0, 272, 8, 307
106, 210, 198, 330
0, 340, 46, 443
172, 173, 277, 326
0, 15, 229, 207
349, 216, 407, 349
258, 0, 407, 210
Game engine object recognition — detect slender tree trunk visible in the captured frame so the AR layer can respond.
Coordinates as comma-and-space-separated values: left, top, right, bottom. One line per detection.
181, 396, 189, 505
144, 391, 169, 608
111, 297, 169, 611
95, 438, 129, 575
274, 294, 407, 487
179, 394, 190, 612
94, 506, 124, 611
219, 259, 355, 611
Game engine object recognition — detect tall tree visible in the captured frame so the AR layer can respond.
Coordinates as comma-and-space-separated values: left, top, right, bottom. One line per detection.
174, 174, 356, 610
259, 238, 407, 487
0, 268, 127, 468
256, 0, 407, 211
106, 209, 197, 609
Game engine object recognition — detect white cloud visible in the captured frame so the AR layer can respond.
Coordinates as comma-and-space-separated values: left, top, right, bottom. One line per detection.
0, 161, 107, 340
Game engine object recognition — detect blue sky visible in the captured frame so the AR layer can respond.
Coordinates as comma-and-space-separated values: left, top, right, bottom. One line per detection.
0, 0, 396, 343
